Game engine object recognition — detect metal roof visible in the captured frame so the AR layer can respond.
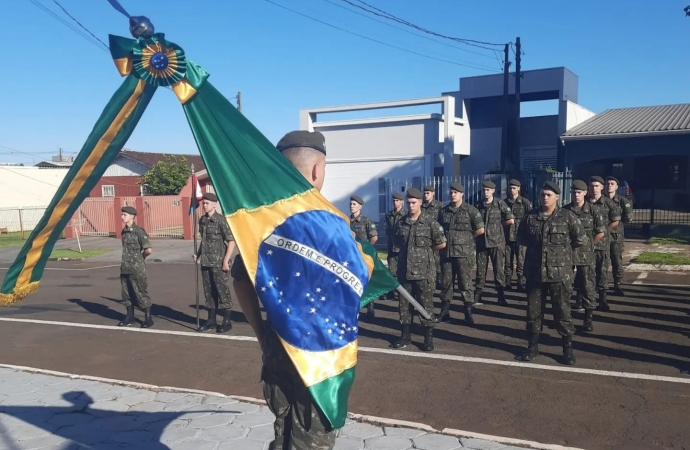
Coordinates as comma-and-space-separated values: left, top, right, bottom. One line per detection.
562, 103, 690, 139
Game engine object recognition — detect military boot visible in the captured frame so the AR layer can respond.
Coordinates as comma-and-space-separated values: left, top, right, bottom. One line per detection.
141, 308, 154, 328
464, 304, 475, 325
572, 293, 584, 312
118, 306, 135, 327
597, 289, 610, 312
391, 325, 411, 349
613, 280, 625, 296
366, 302, 376, 319
582, 310, 594, 332
497, 288, 508, 306
515, 333, 539, 362
474, 289, 484, 306
436, 301, 451, 323
561, 336, 576, 365
196, 308, 217, 332
216, 309, 232, 333
422, 327, 434, 352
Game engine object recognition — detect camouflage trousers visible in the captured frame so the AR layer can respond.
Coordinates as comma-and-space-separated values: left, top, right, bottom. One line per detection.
201, 266, 232, 310
573, 264, 596, 310
262, 326, 336, 450
504, 242, 526, 286
594, 249, 610, 291
400, 278, 436, 327
610, 238, 625, 284
383, 254, 399, 299
433, 251, 441, 283
120, 273, 151, 309
440, 256, 475, 304
476, 246, 506, 293
526, 282, 574, 338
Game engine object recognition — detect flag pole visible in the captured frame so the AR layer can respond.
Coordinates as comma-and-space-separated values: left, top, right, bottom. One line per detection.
395, 286, 432, 321
192, 163, 200, 330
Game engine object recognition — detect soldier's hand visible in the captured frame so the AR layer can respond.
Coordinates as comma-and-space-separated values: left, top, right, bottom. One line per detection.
192, 254, 197, 263
222, 261, 230, 272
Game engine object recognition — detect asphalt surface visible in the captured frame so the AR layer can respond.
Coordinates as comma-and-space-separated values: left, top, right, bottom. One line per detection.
0, 261, 689, 450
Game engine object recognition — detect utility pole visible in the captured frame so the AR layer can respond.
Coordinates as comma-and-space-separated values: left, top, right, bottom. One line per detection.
500, 43, 510, 173
514, 37, 522, 173
58, 147, 62, 161
237, 91, 242, 113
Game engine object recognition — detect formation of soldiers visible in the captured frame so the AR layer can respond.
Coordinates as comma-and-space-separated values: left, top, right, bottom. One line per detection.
354, 175, 632, 365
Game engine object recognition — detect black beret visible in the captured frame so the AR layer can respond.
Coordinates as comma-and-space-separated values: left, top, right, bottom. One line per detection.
423, 185, 435, 192
542, 181, 561, 195
350, 195, 364, 205
406, 188, 423, 199
571, 180, 588, 191
121, 206, 137, 216
509, 179, 521, 187
450, 182, 464, 193
606, 176, 619, 184
276, 130, 326, 155
589, 176, 605, 185
202, 192, 218, 202
392, 192, 404, 200
482, 180, 496, 189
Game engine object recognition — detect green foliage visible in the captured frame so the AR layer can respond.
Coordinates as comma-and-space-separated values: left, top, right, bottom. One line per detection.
139, 155, 190, 195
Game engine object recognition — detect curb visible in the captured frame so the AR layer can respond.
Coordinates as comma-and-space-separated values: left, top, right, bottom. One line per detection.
48, 257, 85, 262
626, 263, 690, 272
0, 363, 583, 450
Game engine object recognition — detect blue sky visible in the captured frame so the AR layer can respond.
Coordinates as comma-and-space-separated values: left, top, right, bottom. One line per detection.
1, 0, 689, 165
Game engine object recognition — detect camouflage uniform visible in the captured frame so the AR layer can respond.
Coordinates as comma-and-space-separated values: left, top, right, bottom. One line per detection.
198, 211, 234, 310
120, 223, 152, 309
231, 256, 336, 450
476, 198, 514, 301
350, 214, 378, 242
504, 195, 533, 289
564, 202, 606, 311
516, 206, 587, 364
608, 194, 633, 291
588, 196, 621, 307
422, 199, 444, 283
437, 202, 484, 322
394, 215, 446, 327
384, 208, 405, 286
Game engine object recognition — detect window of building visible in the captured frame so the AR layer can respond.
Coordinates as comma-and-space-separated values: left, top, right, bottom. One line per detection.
102, 185, 115, 197
634, 156, 688, 190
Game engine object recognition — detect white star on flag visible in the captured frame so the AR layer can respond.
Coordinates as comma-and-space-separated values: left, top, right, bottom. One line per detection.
261, 287, 266, 292
295, 272, 301, 277
321, 296, 326, 301
343, 261, 349, 267
269, 281, 273, 287
286, 308, 290, 313
310, 308, 316, 313
316, 288, 321, 293
267, 250, 273, 255
328, 329, 333, 334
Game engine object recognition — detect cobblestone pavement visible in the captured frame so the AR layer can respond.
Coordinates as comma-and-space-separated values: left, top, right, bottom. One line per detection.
0, 367, 545, 450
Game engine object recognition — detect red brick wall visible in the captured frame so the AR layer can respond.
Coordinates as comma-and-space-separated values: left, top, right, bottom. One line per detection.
89, 176, 142, 197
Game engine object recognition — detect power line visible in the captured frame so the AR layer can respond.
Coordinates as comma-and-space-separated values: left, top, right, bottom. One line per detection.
340, 0, 507, 50
318, 0, 497, 61
261, 0, 499, 72
50, 0, 110, 49
26, 0, 108, 53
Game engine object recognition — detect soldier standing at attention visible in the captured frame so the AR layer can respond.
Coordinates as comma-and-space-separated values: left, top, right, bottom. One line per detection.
350, 195, 378, 318
504, 179, 532, 292
383, 192, 405, 299
476, 181, 514, 305
564, 180, 606, 331
605, 176, 633, 296
422, 185, 444, 287
117, 206, 154, 328
515, 182, 587, 365
588, 176, 621, 311
391, 188, 446, 351
193, 192, 236, 333
437, 183, 484, 324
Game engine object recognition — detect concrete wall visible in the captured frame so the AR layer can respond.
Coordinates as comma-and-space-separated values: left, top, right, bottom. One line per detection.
460, 127, 502, 174
0, 167, 68, 208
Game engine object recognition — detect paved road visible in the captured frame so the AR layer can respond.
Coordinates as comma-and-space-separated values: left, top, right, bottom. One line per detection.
0, 262, 688, 450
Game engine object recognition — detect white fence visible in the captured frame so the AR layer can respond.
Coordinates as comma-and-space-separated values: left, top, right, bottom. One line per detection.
0, 206, 48, 235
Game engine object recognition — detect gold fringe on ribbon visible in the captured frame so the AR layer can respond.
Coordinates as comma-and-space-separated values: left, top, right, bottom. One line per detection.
0, 282, 40, 306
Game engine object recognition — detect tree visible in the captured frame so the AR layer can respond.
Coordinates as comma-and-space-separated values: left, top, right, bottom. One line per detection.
139, 155, 190, 195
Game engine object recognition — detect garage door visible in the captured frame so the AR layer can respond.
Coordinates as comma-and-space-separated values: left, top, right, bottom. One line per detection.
321, 157, 426, 221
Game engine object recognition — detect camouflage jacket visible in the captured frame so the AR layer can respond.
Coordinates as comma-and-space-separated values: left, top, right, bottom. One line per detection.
120, 223, 151, 275
350, 214, 378, 242
421, 199, 443, 221
517, 207, 587, 283
384, 208, 405, 254
478, 198, 514, 249
588, 196, 622, 250
437, 202, 484, 259
394, 214, 446, 281
608, 194, 633, 238
564, 202, 606, 266
198, 211, 233, 268
504, 195, 533, 242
